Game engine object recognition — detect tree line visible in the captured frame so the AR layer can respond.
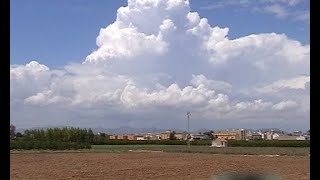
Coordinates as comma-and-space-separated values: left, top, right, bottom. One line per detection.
10, 125, 94, 150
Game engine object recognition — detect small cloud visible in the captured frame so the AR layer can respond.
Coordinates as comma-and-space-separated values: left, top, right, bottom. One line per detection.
272, 100, 298, 110
256, 75, 310, 93
199, 0, 250, 10
294, 11, 310, 23
264, 4, 289, 19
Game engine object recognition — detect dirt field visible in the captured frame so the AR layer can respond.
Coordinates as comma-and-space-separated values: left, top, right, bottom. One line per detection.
11, 152, 309, 180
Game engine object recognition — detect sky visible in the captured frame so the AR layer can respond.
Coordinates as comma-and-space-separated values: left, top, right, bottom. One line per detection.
10, 0, 310, 131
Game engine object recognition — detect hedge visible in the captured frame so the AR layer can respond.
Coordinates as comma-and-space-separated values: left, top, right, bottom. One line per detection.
92, 139, 212, 146
10, 140, 91, 150
227, 140, 310, 147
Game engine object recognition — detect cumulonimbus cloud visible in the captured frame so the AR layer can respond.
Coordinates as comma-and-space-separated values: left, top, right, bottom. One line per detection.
10, 0, 309, 130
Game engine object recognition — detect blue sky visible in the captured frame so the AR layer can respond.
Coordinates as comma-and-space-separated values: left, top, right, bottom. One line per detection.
11, 0, 309, 67
10, 0, 309, 131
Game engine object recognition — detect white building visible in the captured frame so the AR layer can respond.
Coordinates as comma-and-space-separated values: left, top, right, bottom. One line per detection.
272, 133, 280, 140
211, 139, 227, 147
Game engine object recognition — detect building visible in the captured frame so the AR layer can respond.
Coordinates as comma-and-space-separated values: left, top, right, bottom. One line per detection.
213, 129, 247, 140
211, 139, 227, 147
277, 135, 306, 140
292, 131, 302, 136
265, 133, 273, 140
136, 135, 145, 141
191, 134, 210, 140
144, 134, 160, 140
272, 133, 280, 140
250, 133, 263, 140
127, 134, 138, 140
175, 132, 188, 140
109, 134, 138, 140
117, 135, 129, 140
161, 130, 172, 140
109, 135, 118, 140
296, 136, 306, 140
239, 129, 247, 140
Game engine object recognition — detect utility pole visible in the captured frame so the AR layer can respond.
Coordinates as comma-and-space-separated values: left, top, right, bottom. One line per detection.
187, 111, 191, 147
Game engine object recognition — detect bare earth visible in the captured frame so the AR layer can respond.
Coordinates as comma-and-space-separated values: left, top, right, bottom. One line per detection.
10, 152, 309, 180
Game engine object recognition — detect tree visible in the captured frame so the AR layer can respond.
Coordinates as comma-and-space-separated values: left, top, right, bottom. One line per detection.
203, 131, 215, 140
10, 124, 16, 139
169, 131, 176, 140
88, 129, 95, 143
16, 132, 23, 138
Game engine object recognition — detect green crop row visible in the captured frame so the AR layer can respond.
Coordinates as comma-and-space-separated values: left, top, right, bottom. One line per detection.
10, 140, 91, 150
227, 140, 310, 147
93, 139, 212, 146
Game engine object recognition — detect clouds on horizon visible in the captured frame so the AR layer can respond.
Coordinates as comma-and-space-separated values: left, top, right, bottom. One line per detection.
10, 0, 309, 130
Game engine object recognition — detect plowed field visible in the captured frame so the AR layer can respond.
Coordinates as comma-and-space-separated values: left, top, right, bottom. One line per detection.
10, 152, 309, 180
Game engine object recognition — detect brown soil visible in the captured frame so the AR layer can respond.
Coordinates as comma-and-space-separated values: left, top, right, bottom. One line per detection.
10, 152, 309, 180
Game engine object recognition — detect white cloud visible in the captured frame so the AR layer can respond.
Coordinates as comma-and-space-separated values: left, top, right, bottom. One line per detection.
10, 61, 64, 101
24, 90, 71, 106
234, 99, 272, 112
272, 100, 298, 110
264, 4, 289, 18
256, 75, 310, 93
191, 74, 232, 92
85, 22, 168, 64
205, 33, 309, 67
266, 0, 303, 6
10, 0, 310, 130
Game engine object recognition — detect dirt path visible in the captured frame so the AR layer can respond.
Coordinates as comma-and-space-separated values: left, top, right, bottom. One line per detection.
10, 152, 309, 180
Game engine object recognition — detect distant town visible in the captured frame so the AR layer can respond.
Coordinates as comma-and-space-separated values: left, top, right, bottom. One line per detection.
12, 125, 310, 142
100, 128, 310, 141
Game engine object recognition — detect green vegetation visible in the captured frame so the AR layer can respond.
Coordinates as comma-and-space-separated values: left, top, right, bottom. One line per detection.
169, 131, 176, 140
92, 139, 212, 145
92, 139, 309, 147
92, 145, 309, 156
10, 127, 94, 150
227, 140, 310, 147
10, 140, 90, 150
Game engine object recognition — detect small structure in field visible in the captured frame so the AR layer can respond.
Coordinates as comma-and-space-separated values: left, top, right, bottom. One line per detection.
211, 139, 227, 147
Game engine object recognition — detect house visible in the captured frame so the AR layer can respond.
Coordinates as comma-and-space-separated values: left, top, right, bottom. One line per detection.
265, 133, 273, 140
211, 139, 227, 147
272, 133, 280, 140
250, 133, 263, 140
160, 130, 172, 140
117, 135, 129, 140
109, 135, 118, 140
292, 131, 302, 136
127, 134, 137, 140
144, 134, 160, 140
175, 132, 188, 140
109, 134, 138, 140
191, 134, 210, 140
213, 129, 247, 140
136, 135, 145, 141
